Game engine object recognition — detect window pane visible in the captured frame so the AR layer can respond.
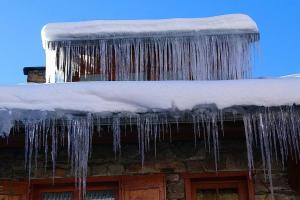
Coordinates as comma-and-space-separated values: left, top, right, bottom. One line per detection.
196, 189, 216, 200
42, 192, 73, 200
219, 188, 238, 200
86, 191, 115, 200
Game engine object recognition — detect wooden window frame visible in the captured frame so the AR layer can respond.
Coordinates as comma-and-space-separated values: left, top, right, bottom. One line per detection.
30, 174, 166, 200
183, 171, 254, 200
33, 184, 119, 200
31, 176, 120, 200
0, 181, 29, 200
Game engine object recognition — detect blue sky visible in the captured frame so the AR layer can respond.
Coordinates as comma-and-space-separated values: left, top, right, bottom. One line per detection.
0, 0, 299, 84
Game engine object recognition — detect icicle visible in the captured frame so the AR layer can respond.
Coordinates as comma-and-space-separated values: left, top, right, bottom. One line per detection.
66, 114, 93, 199
112, 117, 121, 157
243, 106, 300, 200
243, 114, 255, 175
3, 105, 299, 200
45, 34, 259, 82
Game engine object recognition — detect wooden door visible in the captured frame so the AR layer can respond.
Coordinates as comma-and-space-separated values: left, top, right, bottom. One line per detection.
122, 174, 166, 200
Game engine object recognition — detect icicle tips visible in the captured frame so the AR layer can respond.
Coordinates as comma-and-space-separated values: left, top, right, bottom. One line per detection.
42, 14, 259, 83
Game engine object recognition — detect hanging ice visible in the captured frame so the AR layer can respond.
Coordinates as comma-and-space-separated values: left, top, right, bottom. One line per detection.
1, 106, 299, 199
42, 14, 259, 82
0, 79, 299, 198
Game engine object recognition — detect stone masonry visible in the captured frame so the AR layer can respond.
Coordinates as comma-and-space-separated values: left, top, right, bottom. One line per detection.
0, 138, 298, 200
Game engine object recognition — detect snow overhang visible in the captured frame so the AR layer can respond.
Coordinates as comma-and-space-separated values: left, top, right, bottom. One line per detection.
41, 14, 259, 48
0, 79, 299, 113
0, 79, 299, 198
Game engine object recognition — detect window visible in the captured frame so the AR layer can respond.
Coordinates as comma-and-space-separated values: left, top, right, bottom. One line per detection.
32, 178, 119, 200
41, 191, 115, 200
31, 175, 166, 200
184, 172, 254, 200
42, 192, 74, 200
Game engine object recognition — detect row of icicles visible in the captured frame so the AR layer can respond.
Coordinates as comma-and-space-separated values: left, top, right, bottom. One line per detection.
45, 33, 259, 82
11, 106, 299, 199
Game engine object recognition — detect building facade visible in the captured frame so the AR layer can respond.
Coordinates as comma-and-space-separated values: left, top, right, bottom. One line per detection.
0, 14, 300, 200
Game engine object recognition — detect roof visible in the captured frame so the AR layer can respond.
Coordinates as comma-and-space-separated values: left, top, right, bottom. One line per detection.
281, 74, 300, 78
42, 14, 259, 46
0, 79, 299, 113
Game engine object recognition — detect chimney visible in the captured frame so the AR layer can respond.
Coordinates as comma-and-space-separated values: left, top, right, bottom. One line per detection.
23, 66, 46, 83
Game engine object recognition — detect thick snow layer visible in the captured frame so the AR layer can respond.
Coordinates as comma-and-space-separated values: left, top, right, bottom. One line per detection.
0, 79, 299, 113
281, 74, 300, 78
42, 14, 258, 46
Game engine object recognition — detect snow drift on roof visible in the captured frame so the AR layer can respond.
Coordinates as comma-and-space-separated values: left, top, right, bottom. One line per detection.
0, 79, 299, 113
42, 14, 258, 45
0, 79, 299, 199
281, 74, 300, 78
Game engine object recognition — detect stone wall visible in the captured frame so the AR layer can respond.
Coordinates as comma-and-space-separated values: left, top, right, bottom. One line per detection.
0, 139, 298, 200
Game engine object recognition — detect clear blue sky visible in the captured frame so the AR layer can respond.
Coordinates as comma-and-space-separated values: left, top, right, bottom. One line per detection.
0, 0, 299, 84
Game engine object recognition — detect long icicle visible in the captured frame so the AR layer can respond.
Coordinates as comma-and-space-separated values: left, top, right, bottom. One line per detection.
45, 34, 258, 82
14, 105, 299, 200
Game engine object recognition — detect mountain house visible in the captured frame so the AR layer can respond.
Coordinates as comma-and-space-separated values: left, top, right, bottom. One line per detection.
0, 14, 300, 200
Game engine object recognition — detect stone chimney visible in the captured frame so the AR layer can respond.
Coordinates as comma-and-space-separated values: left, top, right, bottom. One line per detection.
23, 67, 46, 83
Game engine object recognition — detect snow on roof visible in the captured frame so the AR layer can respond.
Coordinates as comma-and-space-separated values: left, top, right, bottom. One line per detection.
42, 14, 258, 46
0, 79, 299, 113
281, 74, 300, 78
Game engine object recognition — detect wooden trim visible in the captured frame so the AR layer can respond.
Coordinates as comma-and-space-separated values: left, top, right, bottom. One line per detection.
182, 171, 250, 179
247, 173, 255, 200
182, 171, 254, 200
34, 183, 119, 200
184, 175, 192, 200
0, 180, 29, 200
31, 174, 166, 200
121, 174, 166, 200
30, 176, 120, 185
32, 176, 120, 200
190, 181, 245, 200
